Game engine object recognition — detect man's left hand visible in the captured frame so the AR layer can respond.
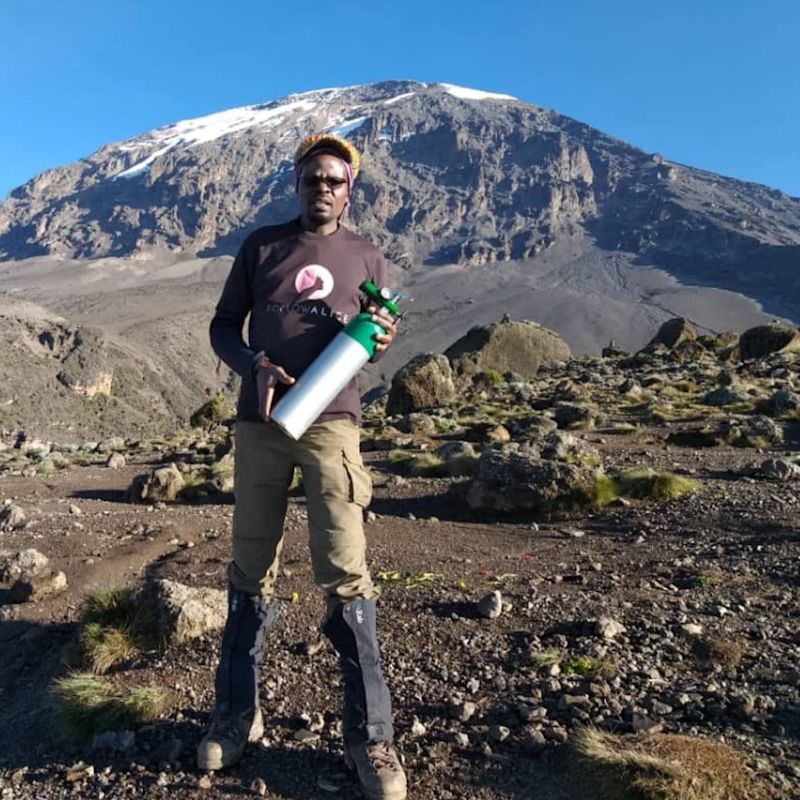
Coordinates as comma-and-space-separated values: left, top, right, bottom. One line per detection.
367, 305, 397, 352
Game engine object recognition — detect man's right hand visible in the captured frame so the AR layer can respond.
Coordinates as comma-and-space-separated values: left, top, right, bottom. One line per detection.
255, 357, 295, 420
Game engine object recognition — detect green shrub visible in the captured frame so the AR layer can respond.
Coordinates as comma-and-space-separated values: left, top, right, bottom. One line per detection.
189, 394, 232, 429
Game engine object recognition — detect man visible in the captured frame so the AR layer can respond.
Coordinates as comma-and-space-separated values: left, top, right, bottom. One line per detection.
198, 133, 407, 800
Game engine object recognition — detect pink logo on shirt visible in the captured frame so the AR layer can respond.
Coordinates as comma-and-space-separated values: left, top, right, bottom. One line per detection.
295, 264, 334, 300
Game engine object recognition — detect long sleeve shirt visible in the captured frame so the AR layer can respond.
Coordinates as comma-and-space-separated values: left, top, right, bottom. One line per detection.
210, 218, 388, 425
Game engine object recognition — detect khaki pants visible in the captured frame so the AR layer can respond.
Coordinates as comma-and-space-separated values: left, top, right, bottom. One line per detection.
229, 419, 378, 613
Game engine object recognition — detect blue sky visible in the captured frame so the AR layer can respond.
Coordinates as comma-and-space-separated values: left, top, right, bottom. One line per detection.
1, 0, 798, 198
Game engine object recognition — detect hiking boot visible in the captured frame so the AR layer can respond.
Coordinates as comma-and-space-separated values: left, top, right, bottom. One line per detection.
196, 707, 264, 771
345, 740, 407, 800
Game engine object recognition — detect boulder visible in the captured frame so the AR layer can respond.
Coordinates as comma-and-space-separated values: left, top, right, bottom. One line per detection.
0, 503, 27, 532
0, 548, 49, 583
509, 414, 558, 442
386, 354, 456, 414
445, 317, 570, 384
739, 323, 800, 361
767, 388, 800, 415
702, 386, 747, 407
106, 452, 126, 469
464, 423, 511, 444
760, 458, 800, 481
553, 402, 595, 429
645, 317, 696, 350
466, 440, 600, 513
436, 441, 478, 477
396, 412, 438, 435
720, 415, 783, 448
149, 579, 227, 644
128, 464, 185, 502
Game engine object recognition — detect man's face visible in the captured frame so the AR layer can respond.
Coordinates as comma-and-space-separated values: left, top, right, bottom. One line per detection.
297, 154, 350, 225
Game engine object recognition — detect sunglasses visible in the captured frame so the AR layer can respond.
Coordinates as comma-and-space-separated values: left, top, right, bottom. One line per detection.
301, 175, 349, 190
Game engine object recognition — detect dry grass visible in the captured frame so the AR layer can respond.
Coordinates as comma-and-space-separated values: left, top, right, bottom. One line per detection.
80, 623, 140, 674
693, 636, 747, 671
529, 648, 565, 669
51, 673, 168, 741
574, 727, 772, 800
79, 586, 156, 673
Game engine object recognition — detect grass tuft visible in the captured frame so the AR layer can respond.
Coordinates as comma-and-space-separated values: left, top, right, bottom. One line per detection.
693, 636, 746, 671
593, 473, 620, 507
408, 453, 447, 477
81, 623, 139, 674
616, 468, 699, 501
573, 726, 770, 800
79, 586, 157, 673
563, 655, 617, 679
529, 648, 564, 669
51, 673, 168, 741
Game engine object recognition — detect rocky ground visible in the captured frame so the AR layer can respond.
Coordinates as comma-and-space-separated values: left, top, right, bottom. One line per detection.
1, 317, 799, 799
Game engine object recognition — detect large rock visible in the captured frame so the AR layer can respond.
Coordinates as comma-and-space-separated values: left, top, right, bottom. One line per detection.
128, 464, 186, 503
720, 415, 783, 448
0, 503, 27, 532
56, 327, 113, 398
150, 579, 227, 644
0, 548, 49, 583
466, 439, 601, 513
739, 322, 800, 361
444, 316, 570, 384
645, 317, 696, 350
386, 353, 456, 414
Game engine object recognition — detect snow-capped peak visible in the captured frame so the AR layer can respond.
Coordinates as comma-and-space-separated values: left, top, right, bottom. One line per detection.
438, 83, 518, 101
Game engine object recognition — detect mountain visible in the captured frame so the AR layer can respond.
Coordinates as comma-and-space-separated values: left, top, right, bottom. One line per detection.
1, 80, 799, 439
3, 81, 799, 290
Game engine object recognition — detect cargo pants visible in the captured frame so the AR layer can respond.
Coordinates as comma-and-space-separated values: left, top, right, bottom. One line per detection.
229, 419, 378, 613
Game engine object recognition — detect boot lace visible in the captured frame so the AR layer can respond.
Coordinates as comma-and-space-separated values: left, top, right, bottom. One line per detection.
366, 741, 400, 773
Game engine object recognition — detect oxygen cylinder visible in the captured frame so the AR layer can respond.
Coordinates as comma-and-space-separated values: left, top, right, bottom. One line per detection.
269, 281, 400, 440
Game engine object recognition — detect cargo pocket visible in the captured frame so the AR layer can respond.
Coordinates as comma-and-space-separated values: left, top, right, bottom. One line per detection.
343, 446, 373, 508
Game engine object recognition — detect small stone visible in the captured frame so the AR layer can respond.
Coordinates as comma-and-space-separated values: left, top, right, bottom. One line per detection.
680, 623, 704, 636
293, 729, 319, 744
107, 452, 126, 469
476, 590, 503, 620
197, 774, 213, 790
250, 777, 267, 796
65, 762, 94, 782
450, 700, 478, 722
410, 718, 427, 737
451, 731, 470, 748
558, 694, 591, 710
595, 616, 625, 640
632, 713, 663, 734
68, 504, 82, 516
489, 725, 510, 742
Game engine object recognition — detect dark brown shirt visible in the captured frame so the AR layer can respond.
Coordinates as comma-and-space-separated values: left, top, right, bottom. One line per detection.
210, 218, 388, 424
